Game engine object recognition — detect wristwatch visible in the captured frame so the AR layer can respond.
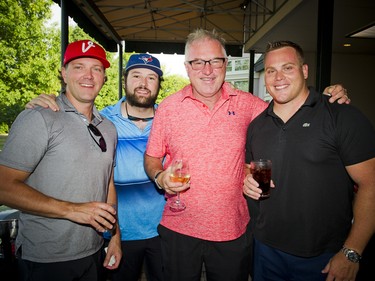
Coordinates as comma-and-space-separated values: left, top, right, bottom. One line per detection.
154, 170, 163, 190
341, 246, 362, 263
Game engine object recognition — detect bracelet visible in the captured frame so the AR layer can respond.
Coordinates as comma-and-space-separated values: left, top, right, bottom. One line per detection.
154, 170, 163, 190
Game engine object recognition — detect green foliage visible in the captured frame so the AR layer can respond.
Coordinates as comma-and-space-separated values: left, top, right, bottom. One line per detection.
95, 54, 121, 110
0, 1, 190, 133
0, 0, 60, 133
158, 74, 189, 104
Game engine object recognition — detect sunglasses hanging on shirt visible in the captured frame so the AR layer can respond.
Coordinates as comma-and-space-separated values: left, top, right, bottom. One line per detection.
125, 103, 154, 122
87, 123, 107, 152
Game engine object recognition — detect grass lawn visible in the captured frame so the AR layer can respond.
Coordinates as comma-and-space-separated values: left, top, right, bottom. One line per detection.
0, 204, 11, 212
0, 134, 7, 151
0, 134, 12, 213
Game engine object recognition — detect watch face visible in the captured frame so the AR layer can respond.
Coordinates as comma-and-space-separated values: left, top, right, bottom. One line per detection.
347, 250, 360, 262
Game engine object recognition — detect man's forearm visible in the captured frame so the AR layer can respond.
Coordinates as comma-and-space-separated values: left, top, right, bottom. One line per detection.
144, 154, 164, 180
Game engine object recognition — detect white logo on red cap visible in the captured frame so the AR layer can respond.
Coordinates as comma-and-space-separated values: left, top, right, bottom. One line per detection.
82, 41, 95, 53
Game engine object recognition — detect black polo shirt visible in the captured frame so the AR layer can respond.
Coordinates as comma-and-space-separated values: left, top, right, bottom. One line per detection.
245, 87, 375, 257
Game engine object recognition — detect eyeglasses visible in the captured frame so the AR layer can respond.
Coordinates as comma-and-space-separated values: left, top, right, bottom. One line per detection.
125, 103, 154, 122
187, 58, 227, 70
87, 124, 107, 152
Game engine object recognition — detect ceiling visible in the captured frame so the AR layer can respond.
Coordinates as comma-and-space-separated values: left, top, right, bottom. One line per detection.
55, 0, 375, 56
246, 0, 375, 55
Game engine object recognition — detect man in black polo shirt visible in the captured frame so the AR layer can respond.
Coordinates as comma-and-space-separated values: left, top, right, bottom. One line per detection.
243, 41, 375, 281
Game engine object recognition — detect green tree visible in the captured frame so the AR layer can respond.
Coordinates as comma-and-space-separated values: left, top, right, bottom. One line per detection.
0, 6, 120, 133
0, 0, 61, 133
0, 1, 189, 134
158, 74, 189, 104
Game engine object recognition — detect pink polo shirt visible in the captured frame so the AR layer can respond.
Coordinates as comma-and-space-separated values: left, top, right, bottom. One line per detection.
146, 82, 268, 241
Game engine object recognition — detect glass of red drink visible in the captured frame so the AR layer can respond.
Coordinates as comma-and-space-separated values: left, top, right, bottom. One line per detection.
250, 159, 272, 198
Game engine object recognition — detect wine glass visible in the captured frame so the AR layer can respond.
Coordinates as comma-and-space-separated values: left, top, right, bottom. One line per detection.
169, 159, 190, 212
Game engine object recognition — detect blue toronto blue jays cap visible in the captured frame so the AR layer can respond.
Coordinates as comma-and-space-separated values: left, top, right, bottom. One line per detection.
125, 54, 163, 77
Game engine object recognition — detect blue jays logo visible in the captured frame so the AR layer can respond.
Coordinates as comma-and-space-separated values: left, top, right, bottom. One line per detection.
139, 56, 153, 64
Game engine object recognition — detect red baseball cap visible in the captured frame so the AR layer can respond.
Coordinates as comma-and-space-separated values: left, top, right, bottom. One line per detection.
63, 40, 110, 69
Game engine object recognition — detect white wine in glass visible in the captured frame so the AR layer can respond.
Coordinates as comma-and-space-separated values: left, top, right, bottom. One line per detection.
169, 159, 190, 212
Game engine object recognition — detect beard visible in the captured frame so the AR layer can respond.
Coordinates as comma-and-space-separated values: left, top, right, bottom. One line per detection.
125, 85, 158, 108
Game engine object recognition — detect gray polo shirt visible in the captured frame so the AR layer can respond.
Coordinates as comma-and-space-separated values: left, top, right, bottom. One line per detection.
0, 94, 117, 262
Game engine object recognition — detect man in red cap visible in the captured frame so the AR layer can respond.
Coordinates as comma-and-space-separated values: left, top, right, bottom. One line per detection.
26, 52, 165, 281
0, 39, 121, 281
63, 39, 111, 68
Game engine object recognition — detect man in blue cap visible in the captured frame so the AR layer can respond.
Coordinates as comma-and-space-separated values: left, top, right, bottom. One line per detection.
101, 53, 165, 281
26, 53, 165, 281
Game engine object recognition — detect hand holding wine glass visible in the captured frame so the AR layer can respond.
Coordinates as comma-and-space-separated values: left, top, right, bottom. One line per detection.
169, 159, 190, 212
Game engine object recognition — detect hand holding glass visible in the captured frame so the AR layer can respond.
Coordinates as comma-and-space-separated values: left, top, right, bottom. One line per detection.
169, 159, 190, 212
250, 159, 272, 198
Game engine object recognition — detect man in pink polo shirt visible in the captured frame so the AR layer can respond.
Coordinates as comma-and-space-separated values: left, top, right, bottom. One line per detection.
144, 29, 350, 281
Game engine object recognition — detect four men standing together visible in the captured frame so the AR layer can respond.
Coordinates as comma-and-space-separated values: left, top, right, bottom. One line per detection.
1, 28, 373, 281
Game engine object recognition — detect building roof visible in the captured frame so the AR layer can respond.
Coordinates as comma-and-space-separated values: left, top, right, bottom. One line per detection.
54, 0, 375, 56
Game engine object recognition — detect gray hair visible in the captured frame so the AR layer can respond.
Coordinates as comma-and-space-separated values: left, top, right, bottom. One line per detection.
184, 29, 227, 58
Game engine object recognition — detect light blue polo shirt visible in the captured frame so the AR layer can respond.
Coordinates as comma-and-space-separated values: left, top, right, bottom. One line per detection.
101, 97, 165, 241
